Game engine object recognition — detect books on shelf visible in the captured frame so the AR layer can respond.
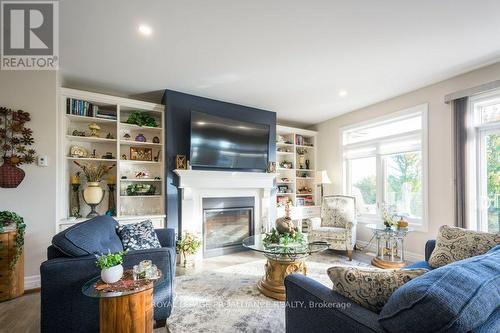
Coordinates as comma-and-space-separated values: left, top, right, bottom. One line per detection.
66, 98, 117, 120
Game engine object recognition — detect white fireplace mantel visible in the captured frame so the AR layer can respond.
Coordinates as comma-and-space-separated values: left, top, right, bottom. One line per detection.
174, 169, 277, 259
174, 169, 276, 189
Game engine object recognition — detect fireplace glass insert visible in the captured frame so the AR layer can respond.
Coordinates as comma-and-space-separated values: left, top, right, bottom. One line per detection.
202, 197, 255, 257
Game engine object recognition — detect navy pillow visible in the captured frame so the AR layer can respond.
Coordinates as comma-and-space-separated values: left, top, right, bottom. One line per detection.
116, 220, 161, 251
379, 246, 500, 333
52, 216, 124, 257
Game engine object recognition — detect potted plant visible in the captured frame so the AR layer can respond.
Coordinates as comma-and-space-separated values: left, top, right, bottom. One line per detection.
176, 232, 201, 268
0, 108, 37, 188
95, 250, 126, 284
0, 211, 26, 270
74, 161, 115, 217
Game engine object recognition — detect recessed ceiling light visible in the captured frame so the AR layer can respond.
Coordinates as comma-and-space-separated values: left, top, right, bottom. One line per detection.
338, 90, 348, 97
138, 24, 153, 36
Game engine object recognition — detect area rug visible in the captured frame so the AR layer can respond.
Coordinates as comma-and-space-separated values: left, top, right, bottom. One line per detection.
165, 252, 370, 333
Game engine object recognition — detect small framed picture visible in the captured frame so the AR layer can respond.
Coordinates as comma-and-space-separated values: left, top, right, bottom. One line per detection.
130, 147, 153, 161
278, 185, 289, 193
176, 155, 187, 169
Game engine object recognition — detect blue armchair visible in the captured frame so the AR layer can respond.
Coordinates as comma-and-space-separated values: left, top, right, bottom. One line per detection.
40, 216, 176, 333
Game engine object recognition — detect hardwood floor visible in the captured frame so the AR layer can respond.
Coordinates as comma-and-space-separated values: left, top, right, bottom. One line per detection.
0, 249, 373, 333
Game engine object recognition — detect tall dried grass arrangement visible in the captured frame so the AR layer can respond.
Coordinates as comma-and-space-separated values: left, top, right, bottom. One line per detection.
73, 161, 115, 182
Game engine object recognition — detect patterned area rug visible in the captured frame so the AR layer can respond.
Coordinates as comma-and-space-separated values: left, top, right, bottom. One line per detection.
165, 252, 370, 333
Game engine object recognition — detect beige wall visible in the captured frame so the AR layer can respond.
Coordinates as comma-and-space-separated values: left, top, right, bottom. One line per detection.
0, 71, 58, 286
314, 61, 500, 257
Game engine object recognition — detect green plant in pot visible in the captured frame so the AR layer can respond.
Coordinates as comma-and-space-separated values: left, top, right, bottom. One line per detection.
95, 250, 127, 284
176, 232, 201, 268
125, 112, 158, 127
0, 211, 26, 270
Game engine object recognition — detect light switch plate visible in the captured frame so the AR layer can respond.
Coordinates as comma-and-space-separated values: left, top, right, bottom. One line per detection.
38, 155, 48, 167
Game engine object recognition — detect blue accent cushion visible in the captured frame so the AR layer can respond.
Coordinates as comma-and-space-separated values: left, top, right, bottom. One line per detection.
405, 260, 434, 271
116, 220, 162, 251
379, 246, 500, 333
52, 216, 124, 257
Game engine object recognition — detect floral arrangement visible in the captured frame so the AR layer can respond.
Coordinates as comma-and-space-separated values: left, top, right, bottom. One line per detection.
95, 250, 127, 269
0, 107, 36, 165
263, 228, 305, 247
0, 211, 26, 269
73, 161, 115, 182
381, 204, 397, 228
176, 232, 202, 256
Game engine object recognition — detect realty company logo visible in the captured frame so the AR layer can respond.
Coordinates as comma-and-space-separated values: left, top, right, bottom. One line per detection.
1, 0, 58, 70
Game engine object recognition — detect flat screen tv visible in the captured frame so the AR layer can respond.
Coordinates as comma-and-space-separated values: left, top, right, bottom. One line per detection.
190, 111, 270, 171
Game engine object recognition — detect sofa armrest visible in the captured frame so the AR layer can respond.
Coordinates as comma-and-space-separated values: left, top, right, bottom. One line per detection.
425, 240, 436, 262
155, 228, 176, 248
285, 274, 384, 333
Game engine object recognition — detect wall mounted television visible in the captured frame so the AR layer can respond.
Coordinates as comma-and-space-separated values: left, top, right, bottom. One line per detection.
190, 111, 270, 171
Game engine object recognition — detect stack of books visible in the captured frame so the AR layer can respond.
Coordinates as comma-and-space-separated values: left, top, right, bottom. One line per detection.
66, 98, 98, 117
96, 109, 117, 120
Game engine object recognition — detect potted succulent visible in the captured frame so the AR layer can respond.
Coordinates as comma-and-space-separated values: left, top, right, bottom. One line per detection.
176, 232, 201, 268
0, 108, 37, 188
95, 250, 126, 284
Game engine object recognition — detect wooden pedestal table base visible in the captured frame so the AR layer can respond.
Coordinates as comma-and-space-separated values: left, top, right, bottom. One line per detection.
99, 288, 153, 333
257, 258, 307, 301
371, 256, 406, 269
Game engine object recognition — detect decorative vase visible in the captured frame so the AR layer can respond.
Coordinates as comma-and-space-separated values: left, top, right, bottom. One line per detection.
181, 252, 195, 268
83, 182, 104, 217
0, 162, 25, 188
101, 264, 123, 284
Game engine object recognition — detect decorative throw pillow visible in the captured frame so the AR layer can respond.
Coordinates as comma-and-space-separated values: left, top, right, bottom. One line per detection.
116, 220, 162, 251
327, 266, 428, 313
428, 225, 500, 268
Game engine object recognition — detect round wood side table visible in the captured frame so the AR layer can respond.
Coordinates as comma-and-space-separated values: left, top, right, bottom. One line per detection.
82, 269, 162, 333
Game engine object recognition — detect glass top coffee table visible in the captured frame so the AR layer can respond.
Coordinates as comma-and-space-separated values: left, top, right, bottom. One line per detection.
366, 224, 414, 269
243, 234, 329, 300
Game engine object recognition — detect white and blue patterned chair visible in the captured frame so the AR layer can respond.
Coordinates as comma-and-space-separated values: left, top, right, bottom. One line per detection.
309, 195, 357, 260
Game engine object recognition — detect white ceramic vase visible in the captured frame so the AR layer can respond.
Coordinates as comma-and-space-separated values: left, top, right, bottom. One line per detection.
83, 182, 104, 204
101, 264, 123, 284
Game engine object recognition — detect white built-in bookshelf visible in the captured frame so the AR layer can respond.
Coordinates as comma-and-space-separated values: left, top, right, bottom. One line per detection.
57, 88, 166, 231
275, 125, 320, 219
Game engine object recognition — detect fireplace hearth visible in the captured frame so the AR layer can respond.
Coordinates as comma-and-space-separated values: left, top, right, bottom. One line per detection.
202, 197, 255, 257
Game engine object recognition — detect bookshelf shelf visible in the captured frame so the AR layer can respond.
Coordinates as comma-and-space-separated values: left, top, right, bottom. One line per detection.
276, 125, 318, 212
58, 88, 166, 232
66, 114, 117, 123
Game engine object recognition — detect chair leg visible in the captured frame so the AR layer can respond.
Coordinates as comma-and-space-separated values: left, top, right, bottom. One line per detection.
155, 319, 166, 329
347, 250, 353, 261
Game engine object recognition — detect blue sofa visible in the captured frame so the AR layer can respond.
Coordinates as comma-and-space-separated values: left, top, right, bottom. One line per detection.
40, 216, 176, 333
285, 240, 500, 333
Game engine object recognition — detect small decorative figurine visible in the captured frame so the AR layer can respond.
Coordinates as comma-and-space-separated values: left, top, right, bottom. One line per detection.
154, 151, 161, 162
106, 132, 114, 139
123, 133, 131, 140
152, 136, 160, 144
88, 123, 101, 137
121, 154, 127, 160
135, 133, 147, 142
72, 129, 86, 137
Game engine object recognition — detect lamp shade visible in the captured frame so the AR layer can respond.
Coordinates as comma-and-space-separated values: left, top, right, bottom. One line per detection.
316, 170, 331, 184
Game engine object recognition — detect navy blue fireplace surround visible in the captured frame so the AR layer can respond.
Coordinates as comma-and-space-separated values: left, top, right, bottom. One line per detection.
161, 90, 276, 233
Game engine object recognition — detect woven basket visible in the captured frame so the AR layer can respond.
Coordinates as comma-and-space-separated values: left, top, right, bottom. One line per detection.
0, 162, 25, 188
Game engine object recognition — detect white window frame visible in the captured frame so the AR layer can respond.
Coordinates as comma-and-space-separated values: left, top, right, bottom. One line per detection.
340, 104, 429, 232
470, 90, 500, 232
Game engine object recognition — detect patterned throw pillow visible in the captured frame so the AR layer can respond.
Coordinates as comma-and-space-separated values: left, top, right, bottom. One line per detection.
116, 220, 162, 251
428, 225, 500, 268
327, 266, 428, 313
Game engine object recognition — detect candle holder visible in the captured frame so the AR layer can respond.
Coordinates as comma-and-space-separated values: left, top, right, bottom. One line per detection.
107, 183, 116, 216
70, 183, 81, 218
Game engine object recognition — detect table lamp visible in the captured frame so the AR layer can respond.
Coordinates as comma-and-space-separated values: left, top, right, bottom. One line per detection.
316, 170, 331, 200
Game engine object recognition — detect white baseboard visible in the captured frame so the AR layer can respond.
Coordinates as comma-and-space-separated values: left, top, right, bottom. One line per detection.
356, 239, 425, 262
25, 275, 41, 290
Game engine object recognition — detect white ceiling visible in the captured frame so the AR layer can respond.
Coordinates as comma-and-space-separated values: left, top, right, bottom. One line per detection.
60, 0, 500, 125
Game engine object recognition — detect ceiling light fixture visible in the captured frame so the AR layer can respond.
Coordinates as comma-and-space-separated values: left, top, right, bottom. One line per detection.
338, 90, 348, 97
138, 24, 153, 36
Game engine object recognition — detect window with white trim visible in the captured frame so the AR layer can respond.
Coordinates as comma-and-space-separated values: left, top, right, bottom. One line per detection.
470, 92, 500, 233
342, 105, 428, 226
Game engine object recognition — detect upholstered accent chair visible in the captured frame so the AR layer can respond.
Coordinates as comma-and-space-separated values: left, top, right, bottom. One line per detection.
308, 195, 357, 260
